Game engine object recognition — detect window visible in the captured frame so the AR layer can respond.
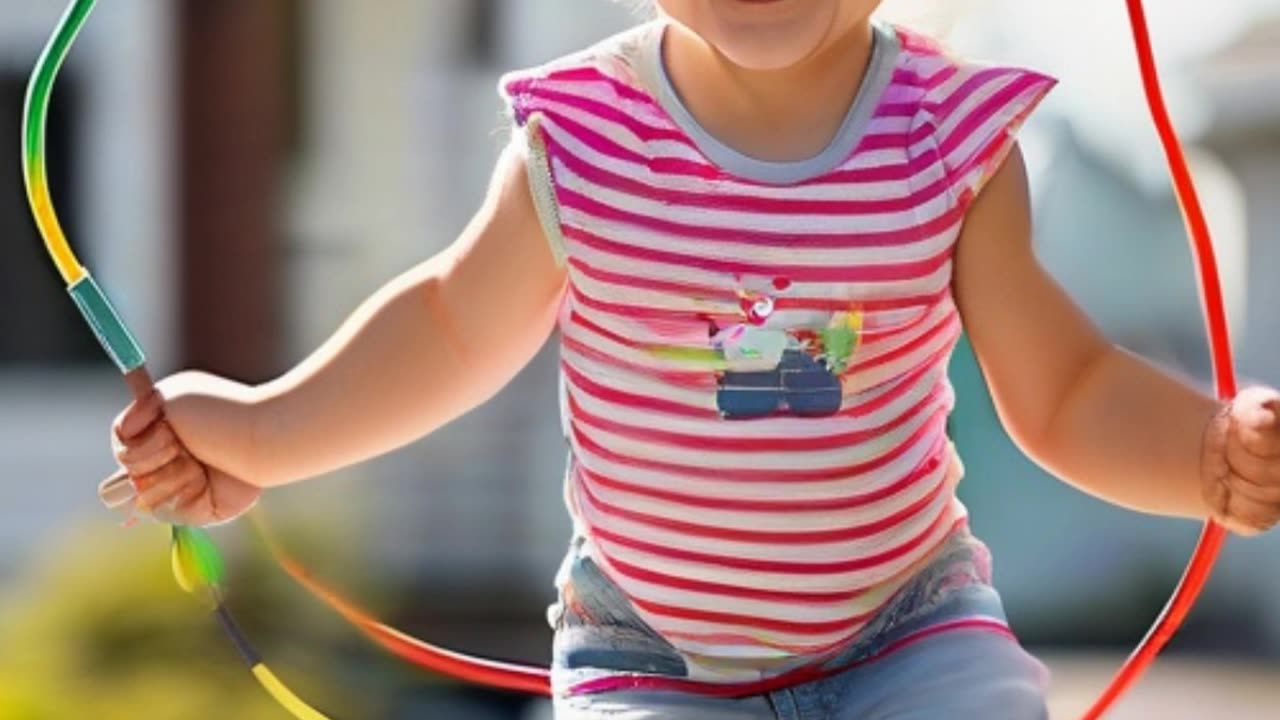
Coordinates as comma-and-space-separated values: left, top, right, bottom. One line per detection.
0, 71, 98, 367
463, 0, 498, 65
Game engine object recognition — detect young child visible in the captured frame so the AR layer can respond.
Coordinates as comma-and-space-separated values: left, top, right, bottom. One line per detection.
102, 1, 1280, 717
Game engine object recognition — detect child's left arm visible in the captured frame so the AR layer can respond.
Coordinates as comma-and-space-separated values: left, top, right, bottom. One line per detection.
953, 144, 1280, 536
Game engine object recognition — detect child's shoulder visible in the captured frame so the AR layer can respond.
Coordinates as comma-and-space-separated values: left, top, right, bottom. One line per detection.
498, 22, 658, 110
886, 23, 1056, 123
884, 23, 1057, 202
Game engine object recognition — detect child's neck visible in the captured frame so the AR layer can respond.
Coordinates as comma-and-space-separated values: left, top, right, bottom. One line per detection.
662, 19, 877, 164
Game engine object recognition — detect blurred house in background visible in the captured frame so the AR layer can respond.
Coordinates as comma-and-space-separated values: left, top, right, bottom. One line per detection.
1193, 13, 1280, 652
1197, 16, 1280, 380
0, 1, 174, 574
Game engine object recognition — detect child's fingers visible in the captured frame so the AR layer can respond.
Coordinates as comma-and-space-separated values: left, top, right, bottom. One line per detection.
1262, 397, 1280, 433
114, 420, 184, 478
133, 455, 206, 512
99, 468, 136, 509
113, 389, 164, 443
1223, 470, 1280, 506
1226, 432, 1280, 488
152, 480, 213, 526
1231, 403, 1280, 458
1222, 486, 1280, 536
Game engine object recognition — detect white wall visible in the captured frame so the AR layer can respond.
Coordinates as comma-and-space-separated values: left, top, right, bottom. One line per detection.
283, 1, 635, 589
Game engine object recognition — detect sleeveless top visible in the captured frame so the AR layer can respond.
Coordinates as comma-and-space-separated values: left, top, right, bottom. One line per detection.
499, 19, 1055, 665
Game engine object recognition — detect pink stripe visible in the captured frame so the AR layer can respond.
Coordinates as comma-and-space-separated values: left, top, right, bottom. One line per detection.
561, 346, 944, 423
563, 226, 955, 284
540, 67, 669, 106
895, 28, 946, 56
562, 361, 716, 419
628, 595, 882, 636
856, 312, 960, 372
951, 87, 1052, 210
561, 334, 714, 389
541, 111, 657, 166
939, 75, 1051, 159
575, 446, 947, 513
566, 384, 946, 453
557, 185, 965, 249
538, 83, 940, 172
568, 615, 1011, 698
542, 92, 932, 168
570, 409, 944, 483
891, 64, 960, 90
876, 66, 1023, 119
534, 87, 693, 145
855, 123, 934, 152
548, 132, 950, 215
577, 465, 949, 544
599, 552, 877, 603
539, 113, 949, 188
568, 257, 951, 312
568, 309, 646, 349
655, 628, 851, 656
587, 503, 959, 574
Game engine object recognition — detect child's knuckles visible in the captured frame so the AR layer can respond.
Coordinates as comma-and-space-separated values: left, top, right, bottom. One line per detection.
120, 437, 181, 474
1229, 495, 1274, 534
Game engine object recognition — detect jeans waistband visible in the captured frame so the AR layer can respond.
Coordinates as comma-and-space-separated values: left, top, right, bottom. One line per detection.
548, 524, 999, 693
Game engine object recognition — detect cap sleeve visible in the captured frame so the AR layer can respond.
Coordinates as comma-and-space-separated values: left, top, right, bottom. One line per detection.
926, 63, 1057, 205
497, 69, 569, 267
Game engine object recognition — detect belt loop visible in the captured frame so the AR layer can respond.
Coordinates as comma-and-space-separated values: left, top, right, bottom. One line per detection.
767, 687, 801, 720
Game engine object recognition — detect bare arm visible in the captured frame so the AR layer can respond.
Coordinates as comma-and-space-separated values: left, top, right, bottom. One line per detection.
953, 144, 1219, 520
245, 143, 565, 485
135, 140, 565, 494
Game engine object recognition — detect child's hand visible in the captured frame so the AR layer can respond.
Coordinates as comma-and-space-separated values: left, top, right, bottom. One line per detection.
100, 389, 261, 527
1202, 386, 1280, 536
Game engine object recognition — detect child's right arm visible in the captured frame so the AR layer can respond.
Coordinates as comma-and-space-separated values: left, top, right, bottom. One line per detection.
103, 140, 566, 523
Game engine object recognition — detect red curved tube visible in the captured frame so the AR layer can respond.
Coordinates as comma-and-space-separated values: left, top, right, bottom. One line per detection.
1083, 1, 1235, 718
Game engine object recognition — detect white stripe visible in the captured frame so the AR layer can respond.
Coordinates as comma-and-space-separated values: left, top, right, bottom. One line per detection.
561, 313, 706, 374
945, 83, 1047, 179
539, 113, 950, 201
552, 157, 956, 238
571, 414, 949, 503
842, 316, 962, 395
601, 561, 899, 624
577, 450, 953, 533
568, 394, 947, 472
563, 349, 715, 409
566, 355, 944, 441
559, 205, 962, 269
565, 238, 956, 301
853, 301, 956, 364
935, 70, 1032, 143
586, 499, 966, 592
578, 476, 954, 562
534, 74, 921, 148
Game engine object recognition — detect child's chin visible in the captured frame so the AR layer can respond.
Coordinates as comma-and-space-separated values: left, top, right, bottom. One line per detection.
711, 32, 827, 71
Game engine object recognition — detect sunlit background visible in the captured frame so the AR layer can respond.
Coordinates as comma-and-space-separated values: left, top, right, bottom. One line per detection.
0, 1, 1277, 718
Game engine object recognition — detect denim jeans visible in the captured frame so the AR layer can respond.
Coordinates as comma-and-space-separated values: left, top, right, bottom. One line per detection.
548, 529, 1050, 719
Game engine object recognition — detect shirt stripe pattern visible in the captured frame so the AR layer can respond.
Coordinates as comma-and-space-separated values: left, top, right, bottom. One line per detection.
500, 23, 1056, 665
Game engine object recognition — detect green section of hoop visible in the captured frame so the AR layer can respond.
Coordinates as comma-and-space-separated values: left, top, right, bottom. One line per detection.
67, 273, 146, 373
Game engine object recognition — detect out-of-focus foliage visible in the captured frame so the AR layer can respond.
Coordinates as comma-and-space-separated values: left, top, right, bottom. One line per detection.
0, 518, 374, 720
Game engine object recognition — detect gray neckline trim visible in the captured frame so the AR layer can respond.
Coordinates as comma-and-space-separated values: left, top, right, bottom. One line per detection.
634, 21, 900, 186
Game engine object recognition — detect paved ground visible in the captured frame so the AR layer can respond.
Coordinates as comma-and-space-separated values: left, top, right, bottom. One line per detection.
519, 653, 1280, 719
1043, 653, 1279, 719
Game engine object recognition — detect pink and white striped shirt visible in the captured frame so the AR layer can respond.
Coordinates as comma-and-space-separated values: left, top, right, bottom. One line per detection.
501, 20, 1055, 669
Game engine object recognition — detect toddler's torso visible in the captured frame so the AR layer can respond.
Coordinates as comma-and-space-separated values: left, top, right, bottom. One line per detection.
500, 18, 1054, 672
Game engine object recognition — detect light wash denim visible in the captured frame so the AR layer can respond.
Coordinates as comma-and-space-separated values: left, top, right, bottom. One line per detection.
548, 529, 1050, 719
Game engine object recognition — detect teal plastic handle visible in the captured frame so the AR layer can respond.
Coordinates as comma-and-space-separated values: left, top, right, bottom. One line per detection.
67, 273, 146, 373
